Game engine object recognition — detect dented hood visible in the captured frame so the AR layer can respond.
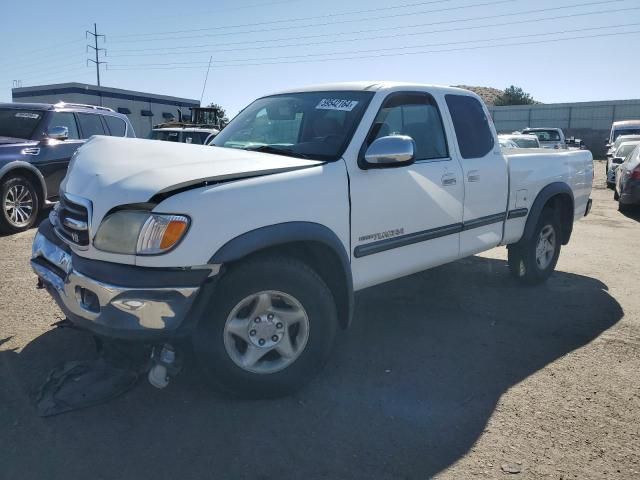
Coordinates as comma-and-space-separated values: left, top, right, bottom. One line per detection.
62, 136, 322, 223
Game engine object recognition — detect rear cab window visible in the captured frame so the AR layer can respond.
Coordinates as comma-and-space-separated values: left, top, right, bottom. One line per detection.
445, 94, 495, 159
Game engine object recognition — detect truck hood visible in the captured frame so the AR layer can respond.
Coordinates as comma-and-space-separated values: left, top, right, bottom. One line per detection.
62, 136, 322, 221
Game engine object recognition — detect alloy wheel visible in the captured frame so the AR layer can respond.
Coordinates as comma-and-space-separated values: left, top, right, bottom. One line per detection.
223, 290, 310, 374
3, 184, 34, 227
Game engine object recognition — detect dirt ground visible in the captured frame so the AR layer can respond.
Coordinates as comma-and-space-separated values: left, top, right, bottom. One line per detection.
1, 160, 638, 479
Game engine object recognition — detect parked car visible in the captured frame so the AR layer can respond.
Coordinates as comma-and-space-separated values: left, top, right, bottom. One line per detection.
31, 83, 593, 397
0, 102, 134, 233
607, 141, 640, 188
521, 128, 567, 149
500, 134, 541, 148
606, 134, 640, 158
614, 143, 640, 211
498, 137, 519, 149
607, 120, 640, 151
149, 126, 219, 145
565, 137, 586, 150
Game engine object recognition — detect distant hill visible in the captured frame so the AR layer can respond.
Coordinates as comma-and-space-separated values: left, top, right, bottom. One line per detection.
453, 85, 543, 106
453, 85, 505, 106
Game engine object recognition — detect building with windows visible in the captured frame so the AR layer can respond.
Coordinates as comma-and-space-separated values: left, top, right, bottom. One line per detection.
11, 82, 200, 138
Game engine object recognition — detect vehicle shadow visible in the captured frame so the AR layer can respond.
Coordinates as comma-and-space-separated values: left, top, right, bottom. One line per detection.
0, 256, 622, 480
619, 205, 640, 222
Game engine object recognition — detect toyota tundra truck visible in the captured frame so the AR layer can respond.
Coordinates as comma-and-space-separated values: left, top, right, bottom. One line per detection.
31, 82, 593, 397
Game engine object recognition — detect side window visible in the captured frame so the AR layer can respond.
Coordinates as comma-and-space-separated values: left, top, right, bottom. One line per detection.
77, 113, 106, 138
48, 112, 79, 139
445, 94, 495, 159
103, 115, 127, 137
367, 93, 448, 161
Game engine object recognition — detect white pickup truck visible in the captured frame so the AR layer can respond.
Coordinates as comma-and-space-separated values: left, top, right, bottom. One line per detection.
31, 82, 593, 397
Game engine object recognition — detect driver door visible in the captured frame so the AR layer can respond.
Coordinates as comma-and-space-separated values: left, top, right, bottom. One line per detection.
348, 91, 465, 290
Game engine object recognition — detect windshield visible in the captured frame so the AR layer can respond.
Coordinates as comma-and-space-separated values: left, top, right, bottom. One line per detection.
149, 130, 180, 142
613, 128, 640, 141
0, 108, 44, 140
512, 136, 539, 148
523, 129, 561, 142
211, 91, 374, 160
616, 143, 640, 158
613, 135, 640, 149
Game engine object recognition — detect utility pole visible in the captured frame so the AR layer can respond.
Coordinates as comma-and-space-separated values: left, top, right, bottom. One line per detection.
86, 23, 106, 86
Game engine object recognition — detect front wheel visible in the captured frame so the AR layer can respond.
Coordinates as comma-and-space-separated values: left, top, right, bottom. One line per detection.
193, 256, 338, 398
508, 209, 561, 285
0, 174, 40, 234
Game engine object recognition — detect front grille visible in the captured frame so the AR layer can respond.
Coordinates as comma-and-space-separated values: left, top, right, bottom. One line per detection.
54, 195, 90, 247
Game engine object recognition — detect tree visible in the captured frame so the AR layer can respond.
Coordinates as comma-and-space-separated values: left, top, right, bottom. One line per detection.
494, 86, 536, 106
206, 102, 229, 127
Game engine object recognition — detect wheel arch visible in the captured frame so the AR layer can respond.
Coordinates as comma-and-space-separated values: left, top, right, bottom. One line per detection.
521, 182, 574, 246
210, 222, 354, 329
0, 161, 48, 206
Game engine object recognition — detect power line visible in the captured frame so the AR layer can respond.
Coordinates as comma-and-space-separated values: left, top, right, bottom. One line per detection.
112, 0, 457, 39
106, 28, 640, 70
109, 0, 518, 43
109, 23, 640, 67
106, 5, 640, 59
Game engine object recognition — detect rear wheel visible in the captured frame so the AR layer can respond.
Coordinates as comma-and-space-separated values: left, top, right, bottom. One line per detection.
0, 175, 40, 234
193, 255, 338, 398
508, 208, 561, 285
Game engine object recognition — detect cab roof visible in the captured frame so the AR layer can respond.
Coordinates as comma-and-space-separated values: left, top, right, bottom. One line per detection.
272, 81, 476, 96
612, 120, 640, 127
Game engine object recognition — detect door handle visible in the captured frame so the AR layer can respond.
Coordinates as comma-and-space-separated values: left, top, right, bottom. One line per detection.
467, 170, 480, 182
441, 173, 457, 186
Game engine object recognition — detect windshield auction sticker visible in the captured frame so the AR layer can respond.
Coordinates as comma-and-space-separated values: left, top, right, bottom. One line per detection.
15, 112, 40, 119
316, 99, 359, 111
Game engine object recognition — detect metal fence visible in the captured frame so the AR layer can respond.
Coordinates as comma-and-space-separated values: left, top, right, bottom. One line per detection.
488, 99, 640, 158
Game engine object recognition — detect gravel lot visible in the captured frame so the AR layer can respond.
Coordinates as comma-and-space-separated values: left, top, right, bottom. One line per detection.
1, 160, 639, 479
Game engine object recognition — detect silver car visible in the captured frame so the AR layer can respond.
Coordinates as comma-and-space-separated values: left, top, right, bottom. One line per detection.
614, 144, 640, 212
607, 141, 640, 188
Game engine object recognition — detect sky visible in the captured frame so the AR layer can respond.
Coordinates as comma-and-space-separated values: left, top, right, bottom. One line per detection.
0, 0, 638, 117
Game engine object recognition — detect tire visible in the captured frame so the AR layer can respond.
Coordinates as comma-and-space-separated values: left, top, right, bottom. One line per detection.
614, 189, 620, 201
0, 174, 40, 234
193, 255, 338, 398
508, 208, 562, 286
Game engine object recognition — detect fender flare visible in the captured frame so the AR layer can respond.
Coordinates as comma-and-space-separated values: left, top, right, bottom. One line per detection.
0, 161, 48, 203
210, 221, 354, 328
521, 182, 574, 246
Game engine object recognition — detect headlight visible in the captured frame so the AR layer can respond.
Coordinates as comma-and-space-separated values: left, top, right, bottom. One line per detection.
94, 210, 189, 255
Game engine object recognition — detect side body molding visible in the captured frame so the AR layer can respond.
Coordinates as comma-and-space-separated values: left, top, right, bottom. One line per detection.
210, 222, 354, 328
522, 182, 574, 245
0, 161, 49, 202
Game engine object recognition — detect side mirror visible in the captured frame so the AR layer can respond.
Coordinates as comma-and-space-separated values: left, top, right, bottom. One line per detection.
47, 126, 69, 141
363, 135, 415, 168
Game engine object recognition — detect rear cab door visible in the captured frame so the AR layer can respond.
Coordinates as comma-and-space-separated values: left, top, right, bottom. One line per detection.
444, 93, 509, 257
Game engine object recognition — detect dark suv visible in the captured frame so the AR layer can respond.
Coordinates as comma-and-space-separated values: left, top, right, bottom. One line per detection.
0, 102, 135, 233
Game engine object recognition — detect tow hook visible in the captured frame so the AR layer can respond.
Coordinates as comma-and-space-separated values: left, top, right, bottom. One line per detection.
148, 344, 180, 389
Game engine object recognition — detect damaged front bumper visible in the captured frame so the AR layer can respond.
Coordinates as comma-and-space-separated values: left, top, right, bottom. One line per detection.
31, 220, 216, 341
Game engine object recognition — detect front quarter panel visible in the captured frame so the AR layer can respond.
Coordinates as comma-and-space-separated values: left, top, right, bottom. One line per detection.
135, 161, 350, 268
